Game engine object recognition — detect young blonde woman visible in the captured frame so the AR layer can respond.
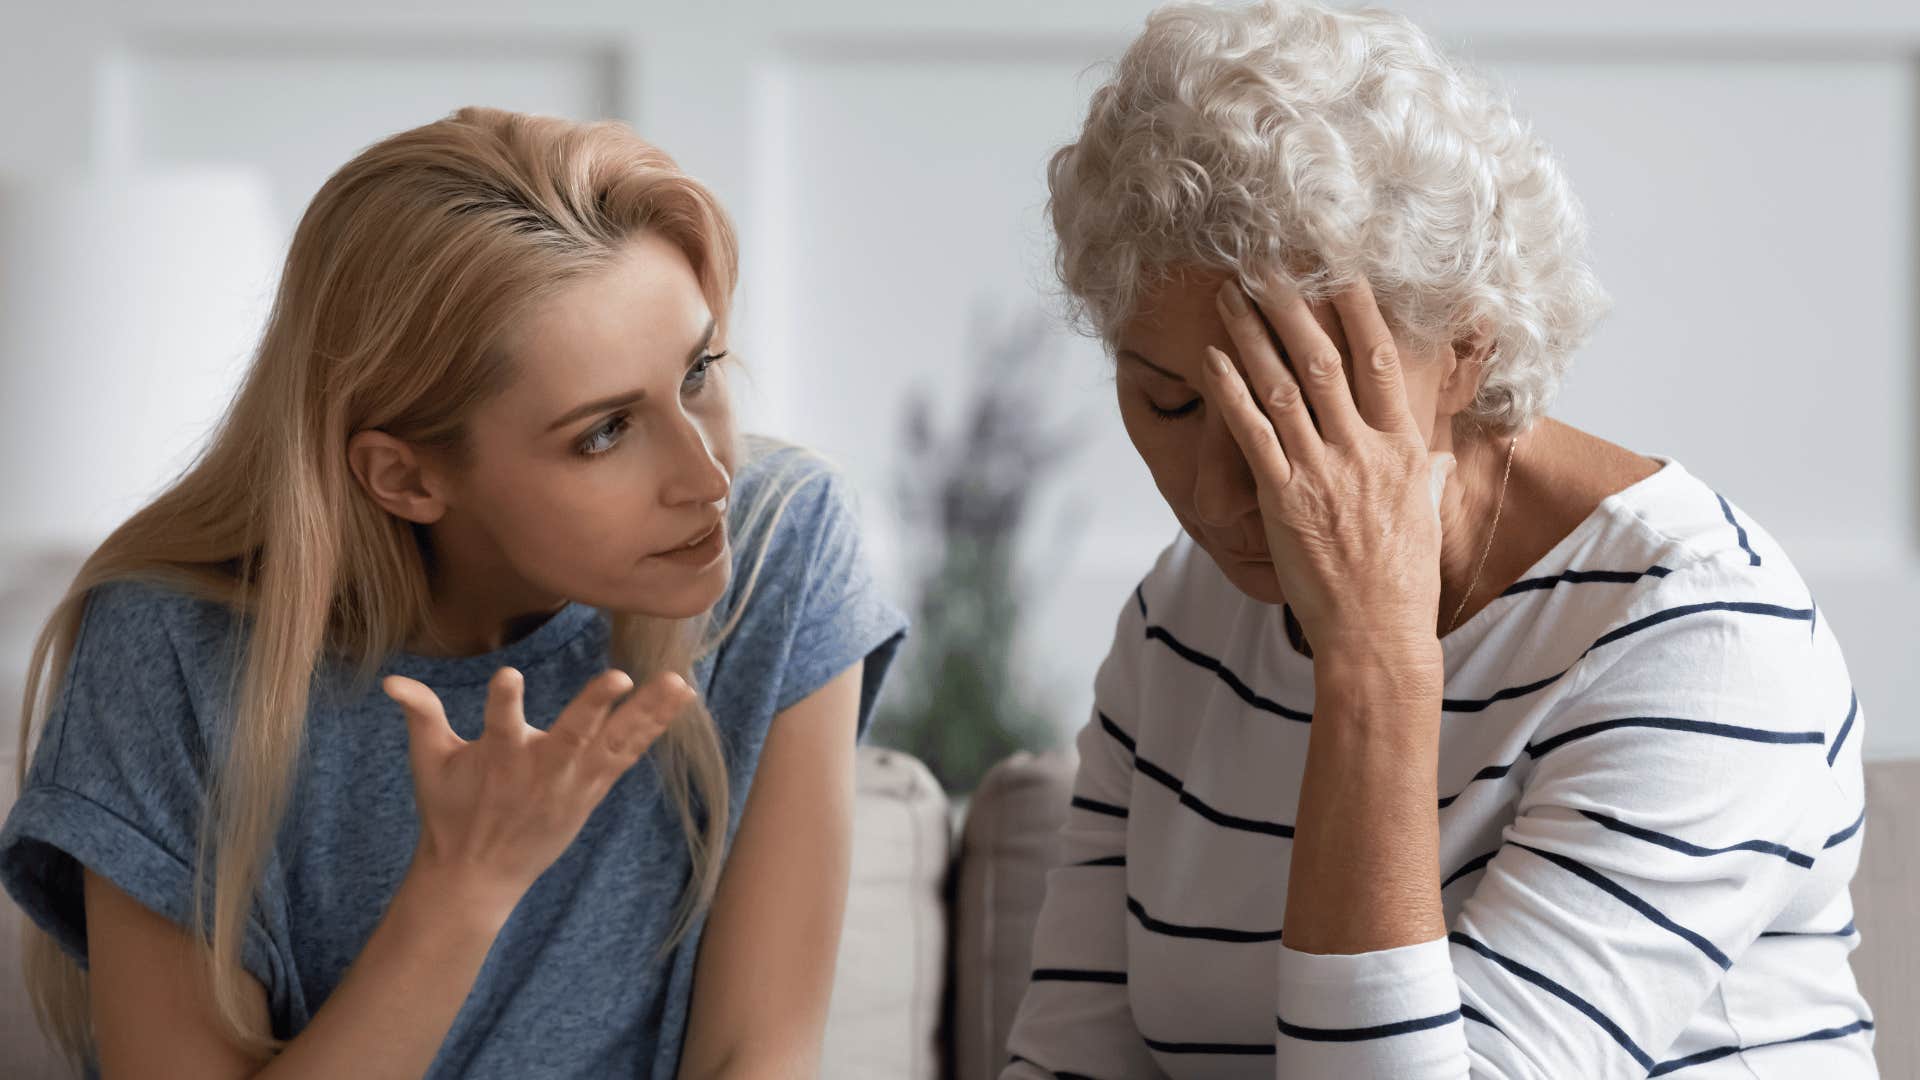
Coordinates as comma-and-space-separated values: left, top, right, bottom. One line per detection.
0, 106, 906, 1079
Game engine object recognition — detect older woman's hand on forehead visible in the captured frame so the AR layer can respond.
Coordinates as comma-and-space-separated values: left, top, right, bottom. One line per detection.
1199, 274, 1455, 659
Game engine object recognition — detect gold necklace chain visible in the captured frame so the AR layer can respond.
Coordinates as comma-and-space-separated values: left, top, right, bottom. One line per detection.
1446, 434, 1519, 635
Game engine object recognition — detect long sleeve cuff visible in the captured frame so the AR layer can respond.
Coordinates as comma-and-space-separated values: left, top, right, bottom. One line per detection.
1274, 936, 1469, 1078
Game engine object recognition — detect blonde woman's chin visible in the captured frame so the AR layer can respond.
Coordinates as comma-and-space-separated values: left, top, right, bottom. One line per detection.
600, 552, 732, 621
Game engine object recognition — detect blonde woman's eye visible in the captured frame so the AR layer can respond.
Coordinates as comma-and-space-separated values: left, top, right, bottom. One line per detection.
684, 350, 727, 394
578, 413, 630, 456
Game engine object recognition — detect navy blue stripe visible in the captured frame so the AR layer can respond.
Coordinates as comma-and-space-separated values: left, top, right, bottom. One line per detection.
1716, 492, 1761, 566
1076, 854, 1126, 868
1509, 842, 1731, 968
1827, 691, 1858, 766
1071, 796, 1128, 819
1824, 806, 1866, 849
1529, 716, 1823, 758
1443, 669, 1569, 713
1134, 584, 1148, 620
1098, 712, 1296, 839
1136, 756, 1296, 838
1450, 930, 1653, 1069
1127, 896, 1284, 943
1276, 1008, 1461, 1042
1447, 601, 1814, 713
1007, 1054, 1101, 1080
1440, 717, 1822, 812
1281, 603, 1314, 658
1648, 1018, 1874, 1076
1442, 849, 1497, 888
1459, 1002, 1499, 1032
1590, 601, 1810, 652
1142, 1036, 1272, 1055
1032, 968, 1127, 985
1577, 809, 1815, 869
1097, 712, 1136, 752
1500, 565, 1673, 596
1143, 625, 1313, 723
1760, 919, 1856, 938
1438, 761, 1518, 809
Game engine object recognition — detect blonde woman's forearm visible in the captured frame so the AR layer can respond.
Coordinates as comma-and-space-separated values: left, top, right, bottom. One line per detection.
250, 862, 509, 1080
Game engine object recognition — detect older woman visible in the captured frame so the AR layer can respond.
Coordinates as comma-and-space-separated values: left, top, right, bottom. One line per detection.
1003, 3, 1875, 1078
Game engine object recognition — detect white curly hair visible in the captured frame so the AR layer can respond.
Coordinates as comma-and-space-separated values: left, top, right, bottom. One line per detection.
1046, 0, 1611, 432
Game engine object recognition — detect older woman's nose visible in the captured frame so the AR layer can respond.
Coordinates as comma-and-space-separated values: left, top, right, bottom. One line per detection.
1190, 413, 1260, 528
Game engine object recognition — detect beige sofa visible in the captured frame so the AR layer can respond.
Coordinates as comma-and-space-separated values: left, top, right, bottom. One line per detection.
2, 745, 1914, 1077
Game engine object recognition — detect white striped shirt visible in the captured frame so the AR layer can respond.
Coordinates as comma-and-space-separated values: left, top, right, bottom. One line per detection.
1004, 458, 1876, 1079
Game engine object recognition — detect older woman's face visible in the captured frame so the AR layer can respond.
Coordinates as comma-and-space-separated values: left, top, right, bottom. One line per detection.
1112, 271, 1455, 605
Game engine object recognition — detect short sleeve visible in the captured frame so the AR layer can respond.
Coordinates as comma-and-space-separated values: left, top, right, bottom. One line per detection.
718, 447, 909, 740
0, 581, 295, 1031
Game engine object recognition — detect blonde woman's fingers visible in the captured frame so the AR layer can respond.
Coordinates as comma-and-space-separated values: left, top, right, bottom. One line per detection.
597, 672, 693, 765
548, 668, 638, 748
383, 674, 462, 768
481, 666, 530, 742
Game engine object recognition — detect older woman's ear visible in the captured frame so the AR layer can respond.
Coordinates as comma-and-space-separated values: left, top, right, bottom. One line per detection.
1436, 325, 1498, 415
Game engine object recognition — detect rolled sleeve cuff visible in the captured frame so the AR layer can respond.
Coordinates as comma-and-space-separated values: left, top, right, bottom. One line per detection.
0, 784, 299, 1036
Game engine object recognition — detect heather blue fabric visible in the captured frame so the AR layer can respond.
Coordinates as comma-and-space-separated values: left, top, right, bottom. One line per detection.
0, 446, 907, 1078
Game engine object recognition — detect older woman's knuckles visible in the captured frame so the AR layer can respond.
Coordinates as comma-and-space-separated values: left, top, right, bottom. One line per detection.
1363, 340, 1400, 375
1300, 346, 1344, 385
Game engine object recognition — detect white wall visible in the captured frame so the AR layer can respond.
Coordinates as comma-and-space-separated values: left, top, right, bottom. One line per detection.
2, 0, 1916, 759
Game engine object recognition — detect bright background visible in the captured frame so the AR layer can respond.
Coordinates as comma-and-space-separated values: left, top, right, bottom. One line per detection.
1, 0, 1916, 763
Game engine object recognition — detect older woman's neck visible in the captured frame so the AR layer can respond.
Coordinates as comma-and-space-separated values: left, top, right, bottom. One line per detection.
1433, 428, 1524, 637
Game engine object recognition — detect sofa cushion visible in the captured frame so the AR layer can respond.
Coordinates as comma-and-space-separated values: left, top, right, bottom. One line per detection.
1855, 758, 1919, 1078
950, 749, 1077, 1080
820, 746, 952, 1080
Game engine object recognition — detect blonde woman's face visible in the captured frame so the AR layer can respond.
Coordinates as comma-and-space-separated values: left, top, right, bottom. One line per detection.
1112, 271, 1453, 605
445, 232, 737, 620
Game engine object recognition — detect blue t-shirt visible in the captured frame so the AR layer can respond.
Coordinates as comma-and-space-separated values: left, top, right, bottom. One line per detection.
0, 446, 908, 1078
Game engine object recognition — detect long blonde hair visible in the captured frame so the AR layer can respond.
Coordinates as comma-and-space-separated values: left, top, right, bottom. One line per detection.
14, 106, 769, 1068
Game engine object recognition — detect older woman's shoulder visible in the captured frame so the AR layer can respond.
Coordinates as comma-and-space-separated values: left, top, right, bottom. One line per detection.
1595, 458, 1811, 593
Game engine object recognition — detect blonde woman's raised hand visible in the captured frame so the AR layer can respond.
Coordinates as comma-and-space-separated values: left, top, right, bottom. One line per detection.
382, 666, 693, 922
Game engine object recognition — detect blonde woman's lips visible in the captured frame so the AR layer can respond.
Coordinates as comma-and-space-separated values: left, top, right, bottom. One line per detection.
649, 521, 726, 568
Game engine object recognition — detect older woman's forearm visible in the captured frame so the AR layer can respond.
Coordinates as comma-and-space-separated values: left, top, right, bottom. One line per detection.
1281, 642, 1448, 956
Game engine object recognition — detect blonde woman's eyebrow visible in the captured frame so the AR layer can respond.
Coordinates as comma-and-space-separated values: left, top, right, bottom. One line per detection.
544, 318, 718, 433
1117, 348, 1188, 384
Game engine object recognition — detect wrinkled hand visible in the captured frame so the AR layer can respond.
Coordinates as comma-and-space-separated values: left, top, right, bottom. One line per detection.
1199, 275, 1454, 656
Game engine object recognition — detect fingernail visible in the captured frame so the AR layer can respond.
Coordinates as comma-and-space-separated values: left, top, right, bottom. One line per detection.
1205, 347, 1230, 375
1217, 281, 1249, 317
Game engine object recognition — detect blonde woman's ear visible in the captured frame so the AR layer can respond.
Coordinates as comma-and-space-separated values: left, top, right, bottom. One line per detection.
347, 429, 449, 525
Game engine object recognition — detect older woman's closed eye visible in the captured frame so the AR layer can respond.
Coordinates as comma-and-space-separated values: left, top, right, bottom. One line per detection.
1003, 3, 1876, 1079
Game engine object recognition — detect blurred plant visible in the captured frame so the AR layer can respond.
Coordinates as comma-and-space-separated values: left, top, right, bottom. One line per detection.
868, 305, 1088, 795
